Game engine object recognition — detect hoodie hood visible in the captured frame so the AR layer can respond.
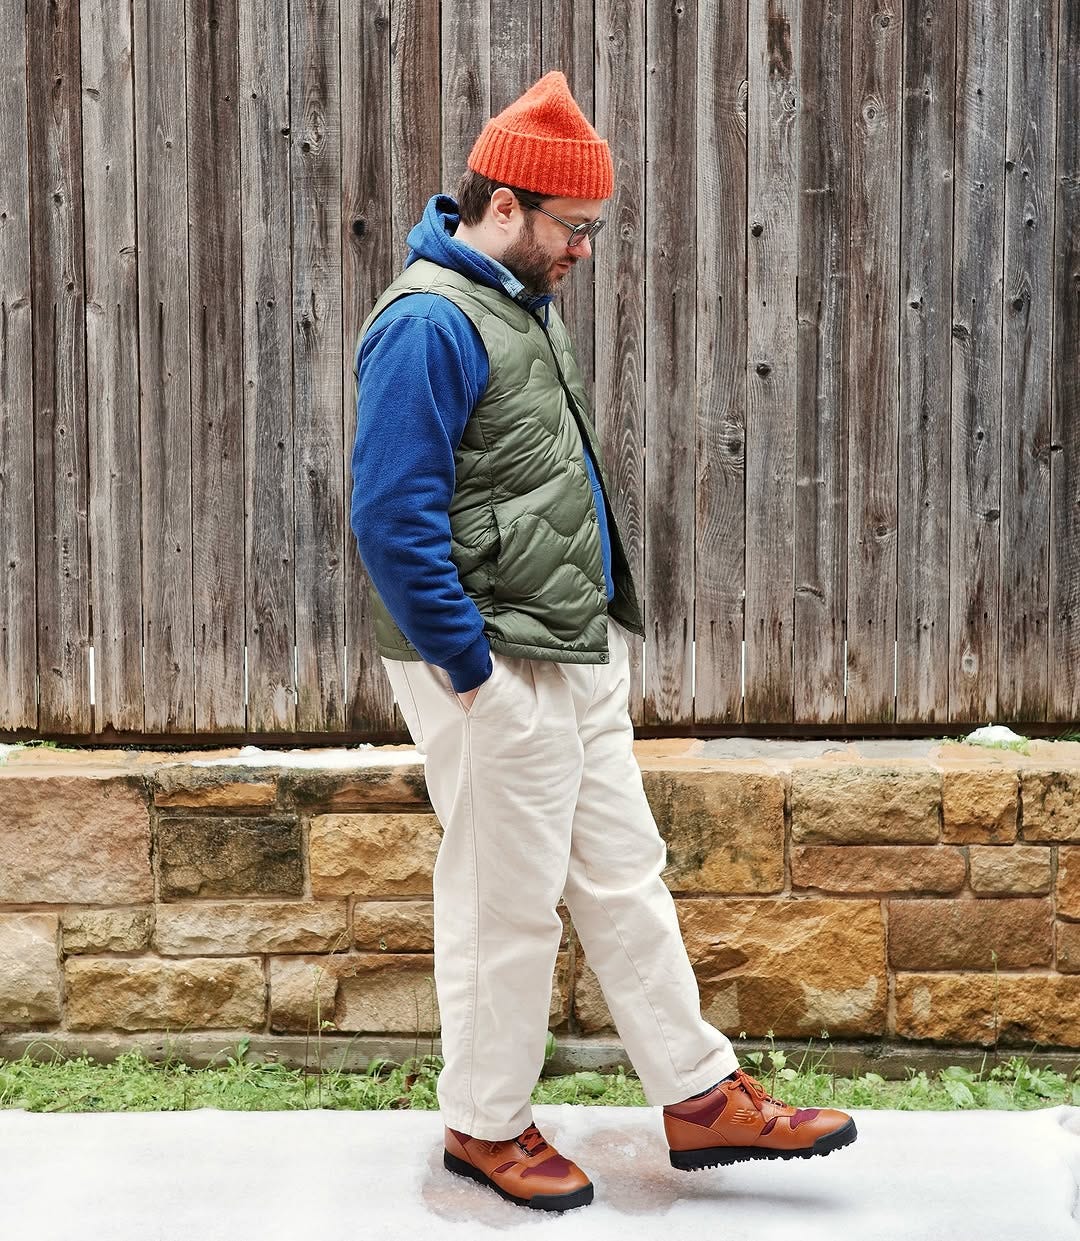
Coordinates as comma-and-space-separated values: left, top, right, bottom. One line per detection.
404, 194, 553, 324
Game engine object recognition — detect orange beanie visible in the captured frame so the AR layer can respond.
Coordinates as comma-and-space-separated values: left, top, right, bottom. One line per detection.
466, 70, 613, 200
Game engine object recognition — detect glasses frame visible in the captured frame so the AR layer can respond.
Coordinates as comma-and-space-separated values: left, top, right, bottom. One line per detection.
510, 192, 607, 248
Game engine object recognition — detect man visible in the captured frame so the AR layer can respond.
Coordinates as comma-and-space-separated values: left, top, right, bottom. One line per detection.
350, 70, 856, 1214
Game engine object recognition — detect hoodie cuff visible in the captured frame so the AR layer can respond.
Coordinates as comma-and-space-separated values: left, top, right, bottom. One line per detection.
442, 632, 493, 694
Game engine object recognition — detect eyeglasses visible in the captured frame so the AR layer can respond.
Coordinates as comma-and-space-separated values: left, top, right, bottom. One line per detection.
515, 195, 606, 248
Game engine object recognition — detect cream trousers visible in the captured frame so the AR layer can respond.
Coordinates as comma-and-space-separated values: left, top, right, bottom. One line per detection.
380, 615, 738, 1140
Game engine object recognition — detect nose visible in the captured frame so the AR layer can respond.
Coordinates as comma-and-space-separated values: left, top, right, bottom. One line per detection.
568, 233, 592, 259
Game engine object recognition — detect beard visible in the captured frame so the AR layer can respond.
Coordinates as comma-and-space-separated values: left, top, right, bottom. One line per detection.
499, 214, 566, 297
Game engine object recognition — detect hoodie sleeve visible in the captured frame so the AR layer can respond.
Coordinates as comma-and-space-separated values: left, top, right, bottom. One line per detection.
350, 296, 493, 693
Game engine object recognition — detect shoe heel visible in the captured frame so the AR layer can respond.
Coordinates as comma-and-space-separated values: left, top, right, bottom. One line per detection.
444, 1150, 488, 1185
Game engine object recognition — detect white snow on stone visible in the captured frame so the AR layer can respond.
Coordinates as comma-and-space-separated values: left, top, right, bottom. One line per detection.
182, 743, 422, 768
0, 1103, 1078, 1240
963, 725, 1029, 748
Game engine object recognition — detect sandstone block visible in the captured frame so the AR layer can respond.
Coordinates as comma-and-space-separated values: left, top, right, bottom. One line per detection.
63, 908, 151, 953
270, 951, 569, 1034
941, 769, 1018, 843
0, 774, 151, 903
353, 902, 434, 952
157, 815, 302, 900
572, 957, 613, 1033
279, 764, 430, 811
968, 846, 1050, 895
66, 957, 265, 1031
642, 769, 785, 894
0, 914, 60, 1025
887, 898, 1051, 970
153, 901, 348, 955
1020, 770, 1080, 842
1057, 847, 1080, 919
791, 846, 965, 894
310, 814, 441, 898
790, 767, 939, 844
154, 765, 277, 810
674, 898, 886, 1038
895, 972, 1080, 1046
1056, 922, 1080, 973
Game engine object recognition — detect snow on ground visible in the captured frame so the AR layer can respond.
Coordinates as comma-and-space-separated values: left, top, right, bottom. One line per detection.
184, 743, 422, 768
2, 1104, 1078, 1241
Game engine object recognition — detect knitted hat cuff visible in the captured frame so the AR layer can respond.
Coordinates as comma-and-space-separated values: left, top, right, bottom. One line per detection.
468, 124, 614, 200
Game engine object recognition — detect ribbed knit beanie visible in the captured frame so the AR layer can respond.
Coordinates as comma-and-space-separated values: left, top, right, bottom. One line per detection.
467, 70, 613, 200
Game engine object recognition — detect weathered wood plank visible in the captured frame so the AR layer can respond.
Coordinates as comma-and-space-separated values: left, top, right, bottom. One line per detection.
792, 0, 848, 725
81, 0, 143, 733
744, 0, 799, 722
0, 0, 36, 730
896, 0, 955, 724
28, 0, 91, 731
845, 0, 902, 723
949, 0, 1008, 722
542, 0, 596, 386
441, 0, 490, 189
133, 0, 195, 730
390, 0, 440, 260
490, 0, 541, 114
694, 0, 747, 726
344, 0, 394, 734
643, 0, 697, 725
1049, 0, 1080, 719
595, 0, 646, 723
188, 0, 246, 731
291, 0, 345, 731
996, 0, 1057, 721
240, 0, 296, 732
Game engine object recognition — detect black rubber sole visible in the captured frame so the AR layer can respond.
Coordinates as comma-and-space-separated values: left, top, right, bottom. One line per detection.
669, 1117, 859, 1170
443, 1150, 595, 1212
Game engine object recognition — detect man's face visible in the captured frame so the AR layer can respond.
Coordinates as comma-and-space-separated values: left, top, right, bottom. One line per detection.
497, 194, 605, 298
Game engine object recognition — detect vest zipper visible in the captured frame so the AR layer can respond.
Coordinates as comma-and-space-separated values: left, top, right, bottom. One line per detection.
533, 312, 644, 637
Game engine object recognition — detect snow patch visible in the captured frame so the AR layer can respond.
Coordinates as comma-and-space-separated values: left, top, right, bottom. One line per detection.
963, 725, 1029, 751
181, 744, 422, 769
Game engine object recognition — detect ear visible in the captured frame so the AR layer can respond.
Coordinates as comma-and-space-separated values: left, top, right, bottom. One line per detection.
489, 187, 518, 229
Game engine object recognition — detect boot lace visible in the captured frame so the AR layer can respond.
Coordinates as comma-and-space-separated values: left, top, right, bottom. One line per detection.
516, 1124, 549, 1158
734, 1068, 785, 1111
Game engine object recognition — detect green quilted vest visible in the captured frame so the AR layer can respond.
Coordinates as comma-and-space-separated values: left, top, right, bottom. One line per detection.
353, 258, 644, 664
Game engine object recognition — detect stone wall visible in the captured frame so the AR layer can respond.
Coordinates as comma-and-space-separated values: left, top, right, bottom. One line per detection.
2, 740, 1080, 1065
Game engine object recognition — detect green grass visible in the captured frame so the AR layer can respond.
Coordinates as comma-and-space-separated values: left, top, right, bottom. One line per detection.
2, 1039, 1078, 1114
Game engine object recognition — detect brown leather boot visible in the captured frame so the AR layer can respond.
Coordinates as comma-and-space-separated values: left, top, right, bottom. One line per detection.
443, 1123, 594, 1211
664, 1068, 857, 1170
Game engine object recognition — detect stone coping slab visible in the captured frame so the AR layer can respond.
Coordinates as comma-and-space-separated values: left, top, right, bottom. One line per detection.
2, 737, 1079, 779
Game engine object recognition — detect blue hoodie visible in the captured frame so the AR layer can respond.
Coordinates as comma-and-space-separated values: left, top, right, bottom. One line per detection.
350, 194, 614, 693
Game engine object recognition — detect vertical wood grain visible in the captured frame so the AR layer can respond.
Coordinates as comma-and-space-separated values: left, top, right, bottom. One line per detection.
291, 0, 345, 731
997, 0, 1056, 721
134, 0, 195, 731
188, 0, 246, 730
949, 0, 1007, 722
695, 0, 748, 725
744, 0, 799, 722
845, 0, 902, 723
0, 0, 37, 730
595, 0, 646, 722
897, 0, 955, 723
81, 0, 144, 732
644, 0, 697, 725
28, 0, 92, 732
240, 0, 296, 732
793, 0, 849, 725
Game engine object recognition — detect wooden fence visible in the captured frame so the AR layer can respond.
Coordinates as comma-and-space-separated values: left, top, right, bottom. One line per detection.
0, 0, 1077, 742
